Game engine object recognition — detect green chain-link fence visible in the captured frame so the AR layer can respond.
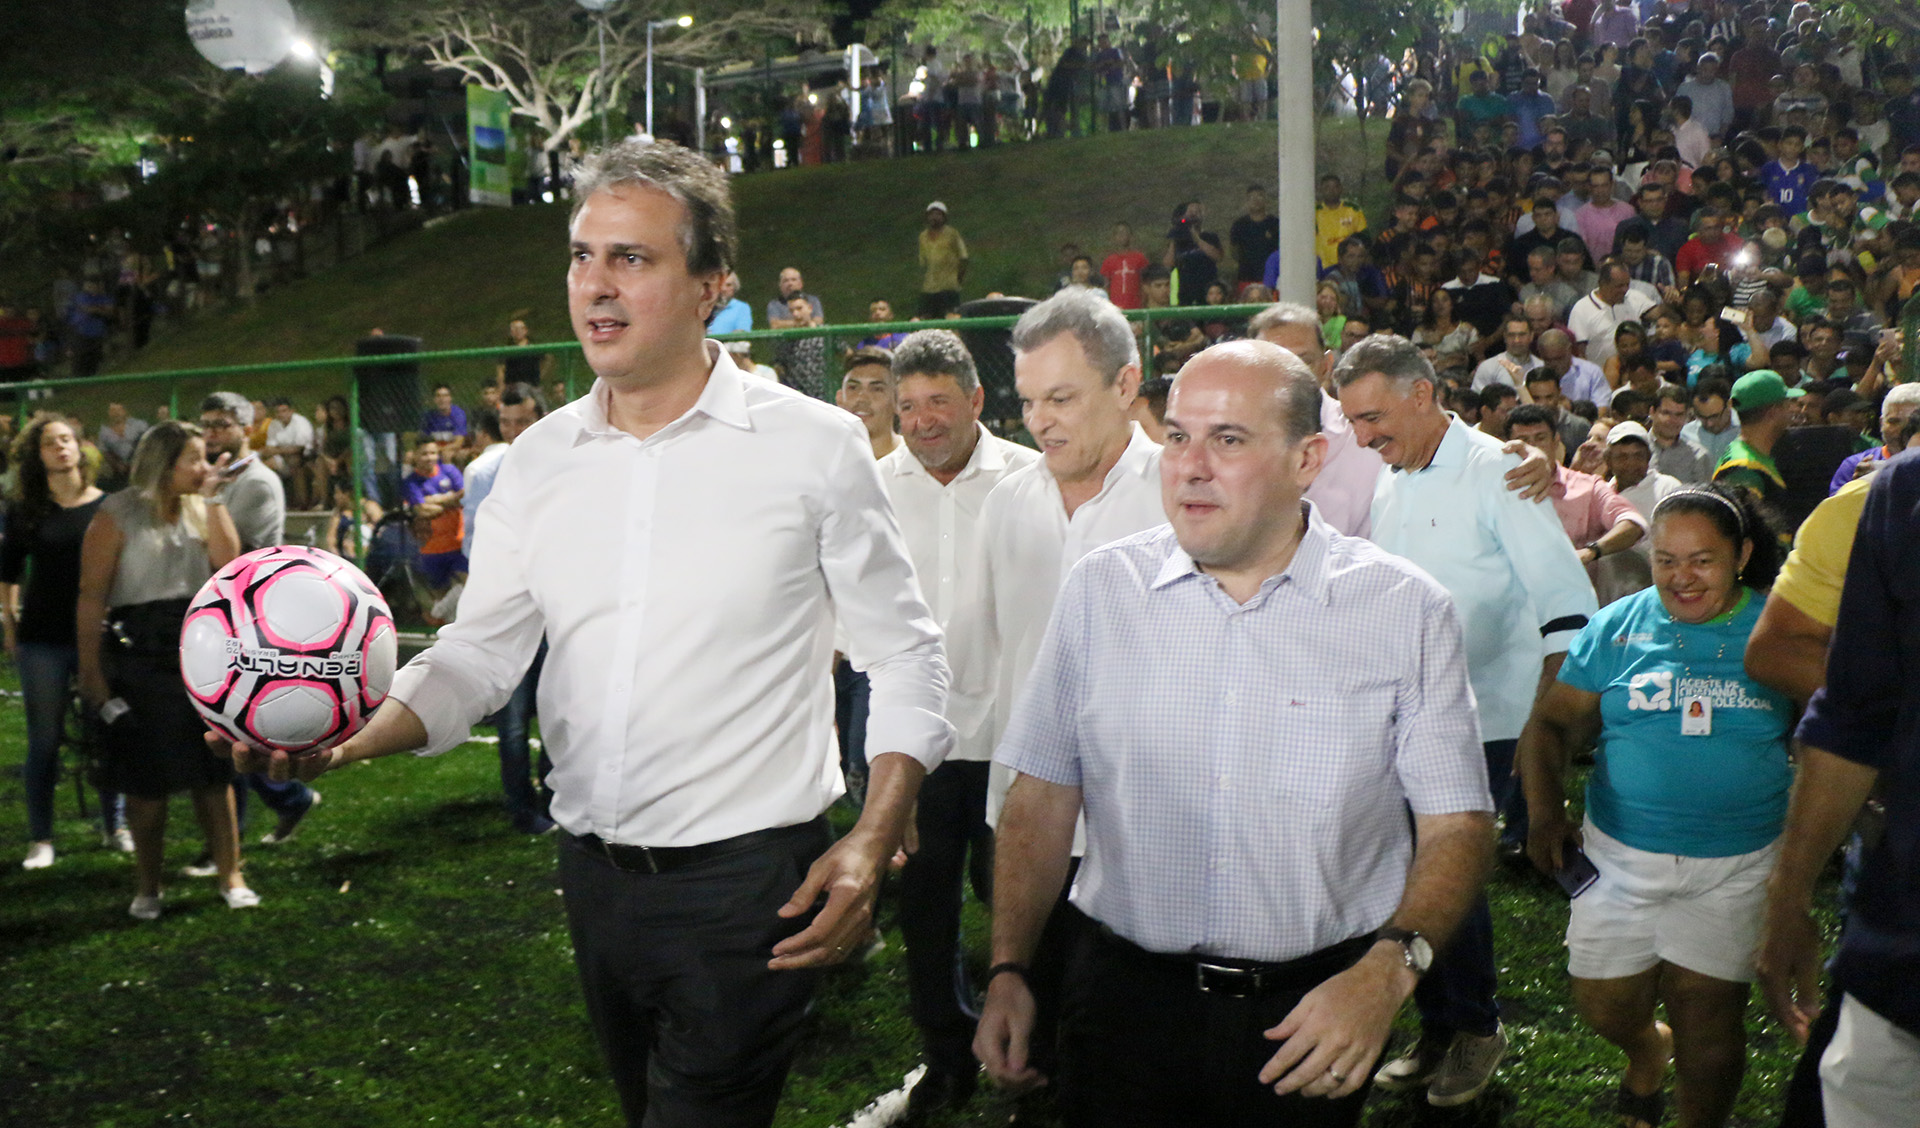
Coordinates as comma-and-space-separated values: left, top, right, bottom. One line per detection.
8, 294, 1911, 623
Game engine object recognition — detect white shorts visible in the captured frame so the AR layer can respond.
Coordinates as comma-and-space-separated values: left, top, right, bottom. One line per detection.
1821, 995, 1920, 1128
1566, 819, 1780, 984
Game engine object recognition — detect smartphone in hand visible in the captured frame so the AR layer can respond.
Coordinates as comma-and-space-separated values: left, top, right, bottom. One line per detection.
1553, 845, 1600, 899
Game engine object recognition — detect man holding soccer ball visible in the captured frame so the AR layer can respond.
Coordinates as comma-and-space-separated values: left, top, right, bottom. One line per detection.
214, 139, 953, 1128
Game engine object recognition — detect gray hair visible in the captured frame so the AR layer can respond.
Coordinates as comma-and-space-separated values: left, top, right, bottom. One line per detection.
1331, 334, 1438, 395
1010, 288, 1139, 384
570, 138, 736, 276
1884, 383, 1920, 416
891, 329, 979, 393
200, 391, 253, 428
1246, 302, 1325, 355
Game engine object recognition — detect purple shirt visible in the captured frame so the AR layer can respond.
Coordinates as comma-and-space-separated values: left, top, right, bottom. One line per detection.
404, 462, 466, 555
1829, 446, 1889, 495
402, 463, 464, 508
420, 405, 468, 442
1593, 6, 1639, 47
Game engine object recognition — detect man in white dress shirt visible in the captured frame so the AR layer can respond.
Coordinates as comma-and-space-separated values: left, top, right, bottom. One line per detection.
878, 329, 1040, 1121
215, 140, 954, 1128
974, 287, 1167, 1093
976, 341, 1492, 1126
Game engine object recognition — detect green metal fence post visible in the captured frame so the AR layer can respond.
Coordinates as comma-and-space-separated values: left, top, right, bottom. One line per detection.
348, 373, 367, 569
1140, 308, 1158, 380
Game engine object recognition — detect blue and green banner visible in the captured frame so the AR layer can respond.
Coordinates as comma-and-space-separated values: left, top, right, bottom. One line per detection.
467, 86, 515, 207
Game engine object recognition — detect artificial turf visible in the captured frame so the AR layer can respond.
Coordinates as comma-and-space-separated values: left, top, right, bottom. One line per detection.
0, 673, 1833, 1126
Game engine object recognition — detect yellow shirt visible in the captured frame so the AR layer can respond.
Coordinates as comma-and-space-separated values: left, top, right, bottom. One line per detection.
1234, 45, 1270, 81
1315, 201, 1367, 269
919, 226, 969, 293
1771, 476, 1871, 627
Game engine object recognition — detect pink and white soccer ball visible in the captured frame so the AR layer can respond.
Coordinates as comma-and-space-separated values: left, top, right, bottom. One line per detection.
180, 546, 398, 753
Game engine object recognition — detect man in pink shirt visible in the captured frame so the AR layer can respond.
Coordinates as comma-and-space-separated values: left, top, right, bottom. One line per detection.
1247, 303, 1556, 537
1507, 403, 1646, 598
1574, 168, 1636, 264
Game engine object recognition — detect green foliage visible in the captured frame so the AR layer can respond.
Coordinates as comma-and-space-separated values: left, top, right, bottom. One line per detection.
135, 69, 381, 234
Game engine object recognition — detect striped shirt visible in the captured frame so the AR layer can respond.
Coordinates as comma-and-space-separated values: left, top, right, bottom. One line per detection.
996, 510, 1490, 962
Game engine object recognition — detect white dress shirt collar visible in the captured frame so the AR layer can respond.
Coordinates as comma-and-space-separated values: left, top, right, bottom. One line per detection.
1054, 420, 1159, 504
886, 422, 1014, 486
1149, 502, 1336, 608
576, 341, 753, 443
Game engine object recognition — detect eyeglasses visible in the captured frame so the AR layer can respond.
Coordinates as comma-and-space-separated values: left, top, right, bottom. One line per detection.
199, 418, 240, 432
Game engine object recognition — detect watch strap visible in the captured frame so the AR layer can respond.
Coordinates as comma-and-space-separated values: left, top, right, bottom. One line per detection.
986, 961, 1032, 987
1374, 927, 1430, 974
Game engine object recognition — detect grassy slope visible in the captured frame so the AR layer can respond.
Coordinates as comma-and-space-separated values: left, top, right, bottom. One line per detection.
100, 120, 1388, 417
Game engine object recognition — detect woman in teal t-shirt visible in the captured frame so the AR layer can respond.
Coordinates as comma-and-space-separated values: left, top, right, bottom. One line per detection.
1517, 484, 1789, 1128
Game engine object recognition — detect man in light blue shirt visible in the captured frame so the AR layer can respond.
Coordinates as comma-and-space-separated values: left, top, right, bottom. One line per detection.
1681, 376, 1741, 467
708, 271, 753, 336
461, 383, 554, 834
978, 341, 1493, 1127
1507, 70, 1560, 149
1336, 334, 1597, 1108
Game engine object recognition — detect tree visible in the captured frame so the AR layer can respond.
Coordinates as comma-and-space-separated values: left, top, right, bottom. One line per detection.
127, 67, 383, 298
335, 0, 826, 153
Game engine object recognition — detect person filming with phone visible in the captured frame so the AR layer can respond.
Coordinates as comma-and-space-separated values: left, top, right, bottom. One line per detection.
1517, 483, 1790, 1128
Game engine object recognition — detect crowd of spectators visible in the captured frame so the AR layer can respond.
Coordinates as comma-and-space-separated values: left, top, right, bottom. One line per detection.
1311, 0, 1916, 408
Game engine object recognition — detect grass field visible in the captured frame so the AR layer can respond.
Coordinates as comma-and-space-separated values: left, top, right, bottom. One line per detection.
43, 120, 1397, 428
0, 661, 1834, 1128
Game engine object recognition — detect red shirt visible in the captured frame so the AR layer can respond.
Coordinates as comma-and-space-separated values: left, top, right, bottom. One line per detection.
1674, 233, 1746, 279
1103, 251, 1149, 309
0, 316, 32, 369
1728, 45, 1781, 110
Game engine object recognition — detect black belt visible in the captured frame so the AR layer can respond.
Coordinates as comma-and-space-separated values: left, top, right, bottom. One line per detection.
566, 815, 827, 875
1090, 917, 1376, 999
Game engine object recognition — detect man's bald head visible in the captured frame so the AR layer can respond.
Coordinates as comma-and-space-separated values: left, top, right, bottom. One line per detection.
1170, 340, 1323, 443
1162, 341, 1328, 578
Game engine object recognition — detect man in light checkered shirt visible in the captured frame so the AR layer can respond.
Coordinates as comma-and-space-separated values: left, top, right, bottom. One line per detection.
975, 340, 1494, 1128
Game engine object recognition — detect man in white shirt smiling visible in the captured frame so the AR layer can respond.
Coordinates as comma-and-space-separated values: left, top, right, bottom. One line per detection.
215, 139, 953, 1128
1336, 334, 1596, 1108
878, 329, 1040, 1120
973, 287, 1168, 1099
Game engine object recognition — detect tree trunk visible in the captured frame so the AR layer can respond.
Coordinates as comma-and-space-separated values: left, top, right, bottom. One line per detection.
234, 214, 256, 302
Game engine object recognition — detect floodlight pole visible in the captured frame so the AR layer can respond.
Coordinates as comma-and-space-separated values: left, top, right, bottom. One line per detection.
599, 16, 610, 144
1275, 0, 1315, 304
646, 17, 691, 138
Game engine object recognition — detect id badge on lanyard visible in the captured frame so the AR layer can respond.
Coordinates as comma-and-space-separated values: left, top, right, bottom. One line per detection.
1680, 696, 1712, 737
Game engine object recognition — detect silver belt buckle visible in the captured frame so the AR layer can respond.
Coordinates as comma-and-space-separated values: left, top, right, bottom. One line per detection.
1195, 960, 1254, 995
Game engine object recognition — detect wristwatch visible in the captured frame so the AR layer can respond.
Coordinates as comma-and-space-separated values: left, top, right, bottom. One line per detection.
1583, 540, 1603, 559
1375, 927, 1434, 976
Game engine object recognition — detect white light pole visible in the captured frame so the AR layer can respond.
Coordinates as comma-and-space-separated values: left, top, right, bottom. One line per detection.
575, 0, 617, 143
647, 15, 694, 138
1274, 0, 1316, 304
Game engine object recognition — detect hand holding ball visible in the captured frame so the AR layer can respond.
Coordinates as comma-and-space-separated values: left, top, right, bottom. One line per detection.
181, 546, 397, 757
